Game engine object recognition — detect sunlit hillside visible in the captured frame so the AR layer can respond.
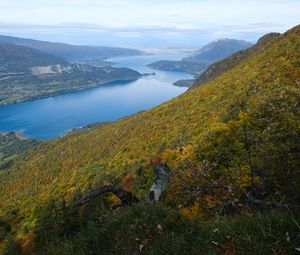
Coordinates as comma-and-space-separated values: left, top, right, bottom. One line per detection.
0, 25, 299, 254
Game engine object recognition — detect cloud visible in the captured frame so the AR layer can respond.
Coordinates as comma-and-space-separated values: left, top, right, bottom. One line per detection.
116, 32, 142, 38
0, 0, 299, 47
0, 0, 299, 28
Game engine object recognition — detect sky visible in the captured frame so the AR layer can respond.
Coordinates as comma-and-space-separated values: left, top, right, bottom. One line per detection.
0, 0, 299, 48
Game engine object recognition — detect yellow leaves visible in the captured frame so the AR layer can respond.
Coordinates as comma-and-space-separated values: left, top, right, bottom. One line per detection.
1, 25, 300, 237
235, 165, 260, 190
65, 187, 76, 194
160, 144, 198, 170
19, 232, 34, 254
180, 202, 202, 218
110, 194, 121, 205
120, 172, 136, 191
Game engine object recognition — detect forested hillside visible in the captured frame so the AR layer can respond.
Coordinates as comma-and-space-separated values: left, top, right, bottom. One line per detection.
0, 41, 67, 73
0, 25, 299, 254
0, 35, 143, 61
0, 41, 142, 105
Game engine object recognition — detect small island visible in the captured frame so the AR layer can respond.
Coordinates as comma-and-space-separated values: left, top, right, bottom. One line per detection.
147, 60, 208, 75
172, 79, 195, 87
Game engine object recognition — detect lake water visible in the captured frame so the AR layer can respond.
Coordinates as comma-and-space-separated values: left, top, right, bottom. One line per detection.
0, 53, 191, 140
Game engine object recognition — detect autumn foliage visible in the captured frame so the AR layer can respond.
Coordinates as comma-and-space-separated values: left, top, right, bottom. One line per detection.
0, 25, 299, 254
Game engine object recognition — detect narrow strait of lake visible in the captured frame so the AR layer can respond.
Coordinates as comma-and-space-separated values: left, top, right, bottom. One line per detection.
0, 53, 192, 140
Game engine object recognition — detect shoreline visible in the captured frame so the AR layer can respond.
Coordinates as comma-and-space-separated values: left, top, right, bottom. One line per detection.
0, 77, 142, 107
0, 131, 31, 141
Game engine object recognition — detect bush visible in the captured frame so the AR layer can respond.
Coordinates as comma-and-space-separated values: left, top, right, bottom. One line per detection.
2, 235, 23, 255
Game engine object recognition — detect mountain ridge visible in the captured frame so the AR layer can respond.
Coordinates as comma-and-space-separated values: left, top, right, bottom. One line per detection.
0, 40, 68, 73
0, 34, 143, 61
147, 38, 252, 76
192, 32, 281, 87
182, 38, 252, 63
0, 41, 142, 105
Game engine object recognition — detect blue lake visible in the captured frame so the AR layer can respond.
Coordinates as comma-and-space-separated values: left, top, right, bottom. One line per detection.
0, 53, 191, 140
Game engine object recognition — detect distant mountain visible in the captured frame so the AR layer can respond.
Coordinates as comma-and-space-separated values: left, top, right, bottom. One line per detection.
0, 41, 142, 104
0, 40, 68, 73
192, 33, 281, 87
183, 39, 253, 63
0, 35, 143, 61
147, 39, 253, 78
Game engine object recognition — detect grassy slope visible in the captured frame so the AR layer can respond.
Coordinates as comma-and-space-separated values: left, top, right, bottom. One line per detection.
0, 25, 299, 227
32, 204, 300, 255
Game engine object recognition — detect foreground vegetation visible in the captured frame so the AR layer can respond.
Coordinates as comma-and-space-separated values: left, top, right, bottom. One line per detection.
2, 203, 299, 255
0, 25, 299, 254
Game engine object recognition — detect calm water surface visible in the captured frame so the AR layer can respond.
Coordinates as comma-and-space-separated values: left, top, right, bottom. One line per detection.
0, 53, 191, 140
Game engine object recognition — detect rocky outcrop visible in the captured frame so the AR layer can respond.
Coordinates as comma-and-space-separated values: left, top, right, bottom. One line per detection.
30, 64, 64, 75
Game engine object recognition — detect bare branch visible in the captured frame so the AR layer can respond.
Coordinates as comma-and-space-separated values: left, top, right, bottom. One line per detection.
76, 185, 139, 207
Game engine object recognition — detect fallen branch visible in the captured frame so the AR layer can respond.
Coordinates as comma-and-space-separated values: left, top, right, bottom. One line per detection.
190, 184, 235, 193
190, 184, 290, 209
245, 192, 288, 209
76, 185, 139, 207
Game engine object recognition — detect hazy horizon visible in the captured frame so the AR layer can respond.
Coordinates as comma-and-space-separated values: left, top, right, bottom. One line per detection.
1, 0, 299, 48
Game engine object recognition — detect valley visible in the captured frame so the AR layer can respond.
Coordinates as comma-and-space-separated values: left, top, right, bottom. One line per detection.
0, 53, 191, 140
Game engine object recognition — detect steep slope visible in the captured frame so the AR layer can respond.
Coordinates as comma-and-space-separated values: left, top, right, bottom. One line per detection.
0, 35, 143, 61
0, 40, 68, 73
0, 25, 299, 232
192, 33, 281, 87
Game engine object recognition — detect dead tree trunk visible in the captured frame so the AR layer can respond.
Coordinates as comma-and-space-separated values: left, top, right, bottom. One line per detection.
148, 163, 170, 202
76, 163, 171, 208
